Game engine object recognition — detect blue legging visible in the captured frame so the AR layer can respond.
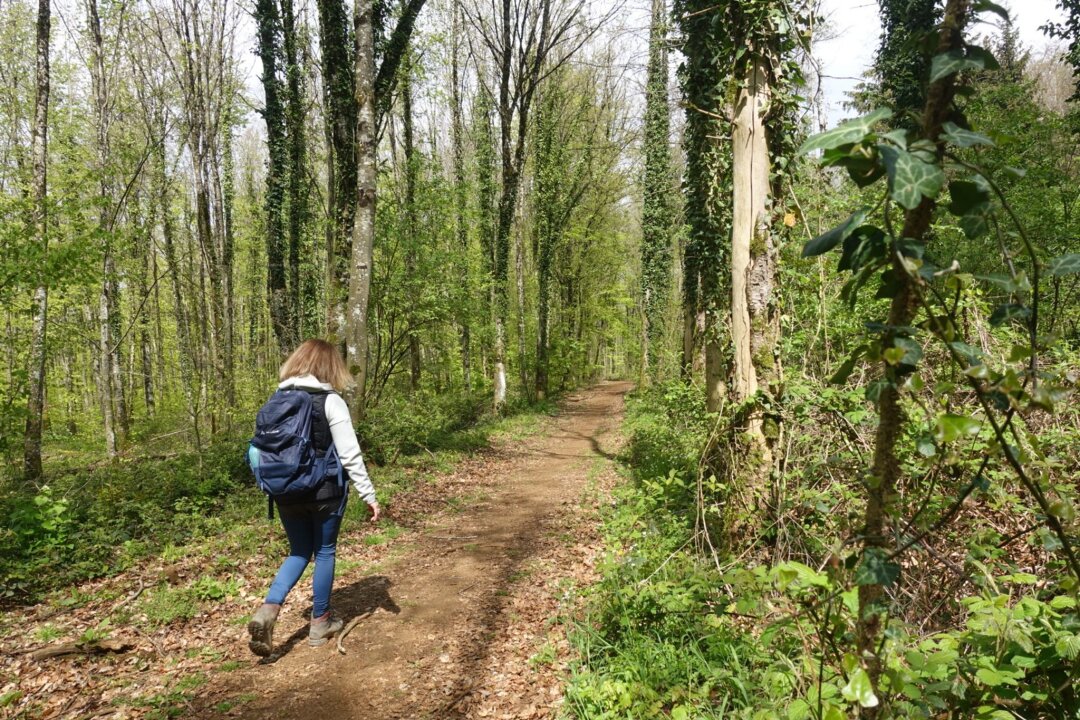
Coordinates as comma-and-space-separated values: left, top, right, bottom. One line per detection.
265, 499, 345, 618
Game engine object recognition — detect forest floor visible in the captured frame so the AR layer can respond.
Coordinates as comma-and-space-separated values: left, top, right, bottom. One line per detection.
1, 381, 630, 720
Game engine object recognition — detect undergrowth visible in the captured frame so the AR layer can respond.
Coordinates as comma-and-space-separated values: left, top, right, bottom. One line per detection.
0, 390, 554, 606
564, 382, 1080, 719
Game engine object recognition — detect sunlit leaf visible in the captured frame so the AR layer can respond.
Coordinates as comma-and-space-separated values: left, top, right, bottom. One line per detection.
802, 209, 869, 257
935, 413, 981, 443
879, 145, 945, 210
799, 108, 894, 155
1046, 254, 1080, 276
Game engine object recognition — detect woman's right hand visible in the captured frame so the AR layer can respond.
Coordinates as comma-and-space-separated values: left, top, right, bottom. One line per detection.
368, 501, 381, 522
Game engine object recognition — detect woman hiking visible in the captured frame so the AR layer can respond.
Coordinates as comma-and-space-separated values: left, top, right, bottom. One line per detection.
246, 339, 380, 657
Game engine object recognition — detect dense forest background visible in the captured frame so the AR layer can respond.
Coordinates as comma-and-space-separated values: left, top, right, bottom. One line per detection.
2, 0, 1080, 716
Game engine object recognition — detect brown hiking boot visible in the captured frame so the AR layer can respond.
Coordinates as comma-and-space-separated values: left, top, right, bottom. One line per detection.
247, 603, 280, 657
308, 612, 344, 647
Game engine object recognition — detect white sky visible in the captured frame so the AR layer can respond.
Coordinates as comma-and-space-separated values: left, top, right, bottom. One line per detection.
815, 0, 1068, 125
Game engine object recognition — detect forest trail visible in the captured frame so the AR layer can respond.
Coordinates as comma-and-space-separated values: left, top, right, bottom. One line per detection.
192, 380, 630, 719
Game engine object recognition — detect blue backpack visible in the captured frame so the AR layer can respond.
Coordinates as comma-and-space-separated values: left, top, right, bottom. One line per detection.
246, 389, 344, 517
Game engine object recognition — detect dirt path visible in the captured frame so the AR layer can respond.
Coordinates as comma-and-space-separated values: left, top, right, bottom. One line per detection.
191, 380, 630, 719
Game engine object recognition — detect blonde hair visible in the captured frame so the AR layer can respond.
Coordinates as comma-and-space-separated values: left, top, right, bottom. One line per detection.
279, 339, 353, 391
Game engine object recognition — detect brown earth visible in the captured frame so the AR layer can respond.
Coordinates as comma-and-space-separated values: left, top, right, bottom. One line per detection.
198, 380, 629, 720
1, 381, 629, 720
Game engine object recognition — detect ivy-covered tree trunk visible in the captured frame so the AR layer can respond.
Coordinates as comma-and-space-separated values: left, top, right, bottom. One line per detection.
677, 0, 730, 409
876, 0, 939, 119
255, 0, 291, 354
23, 0, 51, 483
280, 0, 309, 334
857, 0, 971, 694
347, 0, 377, 407
315, 0, 355, 340
640, 0, 675, 385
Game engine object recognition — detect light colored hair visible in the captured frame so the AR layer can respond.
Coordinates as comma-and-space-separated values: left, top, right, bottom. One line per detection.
279, 339, 353, 391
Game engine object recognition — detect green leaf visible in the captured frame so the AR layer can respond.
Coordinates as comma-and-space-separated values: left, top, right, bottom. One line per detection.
948, 342, 984, 366
976, 667, 1005, 687
841, 668, 880, 708
1046, 254, 1080, 277
948, 180, 990, 216
893, 337, 923, 367
989, 303, 1030, 326
917, 434, 937, 457
929, 45, 998, 83
803, 209, 869, 257
935, 413, 981, 443
800, 108, 894, 155
973, 0, 1010, 20
941, 122, 994, 148
855, 548, 900, 587
879, 145, 945, 210
830, 346, 867, 384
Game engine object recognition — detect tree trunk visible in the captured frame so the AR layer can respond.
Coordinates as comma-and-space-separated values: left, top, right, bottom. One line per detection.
451, 0, 472, 390
640, 0, 674, 384
857, 0, 970, 695
255, 0, 292, 354
23, 0, 49, 482
730, 55, 773, 499
281, 0, 307, 333
347, 0, 377, 408
402, 50, 421, 393
315, 0, 356, 341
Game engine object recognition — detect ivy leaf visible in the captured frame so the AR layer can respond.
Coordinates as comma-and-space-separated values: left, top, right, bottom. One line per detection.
841, 668, 880, 708
935, 413, 981, 443
799, 108, 893, 155
973, 0, 1010, 20
838, 226, 887, 272
929, 45, 998, 83
1046, 254, 1080, 276
830, 345, 867, 384
948, 341, 984, 366
879, 145, 945, 210
893, 337, 923, 366
855, 548, 900, 587
802, 209, 869, 257
941, 122, 994, 148
989, 303, 1030, 326
948, 180, 990, 216
960, 212, 989, 239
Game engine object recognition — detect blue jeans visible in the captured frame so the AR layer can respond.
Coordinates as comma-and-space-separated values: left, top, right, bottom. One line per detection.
265, 498, 345, 618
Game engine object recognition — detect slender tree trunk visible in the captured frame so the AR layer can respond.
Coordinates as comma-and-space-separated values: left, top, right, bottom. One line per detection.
402, 51, 421, 392
255, 0, 292, 354
23, 0, 49, 482
515, 225, 527, 398
640, 0, 674, 384
221, 120, 236, 409
281, 0, 307, 331
315, 0, 356, 341
857, 0, 970, 695
347, 0, 377, 408
451, 0, 471, 390
87, 0, 125, 456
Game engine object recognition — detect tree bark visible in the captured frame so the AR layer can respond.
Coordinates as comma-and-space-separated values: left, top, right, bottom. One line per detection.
23, 0, 49, 482
402, 50, 421, 393
315, 0, 356, 340
451, 0, 472, 390
347, 0, 377, 407
857, 0, 970, 695
255, 0, 292, 354
730, 55, 773, 496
